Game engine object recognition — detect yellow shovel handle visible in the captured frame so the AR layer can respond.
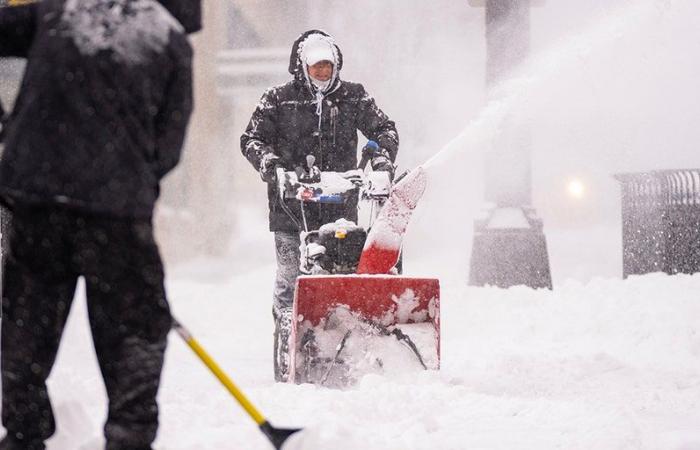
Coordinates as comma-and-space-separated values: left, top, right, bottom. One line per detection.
7, 0, 38, 6
172, 320, 266, 425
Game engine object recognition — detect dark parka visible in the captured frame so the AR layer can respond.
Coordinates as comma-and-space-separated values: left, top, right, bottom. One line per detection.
0, 0, 193, 218
241, 30, 399, 232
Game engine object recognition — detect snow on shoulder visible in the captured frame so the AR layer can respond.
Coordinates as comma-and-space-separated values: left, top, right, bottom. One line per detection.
61, 0, 183, 64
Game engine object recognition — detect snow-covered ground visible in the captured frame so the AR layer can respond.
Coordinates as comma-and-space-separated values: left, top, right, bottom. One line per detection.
4, 236, 697, 449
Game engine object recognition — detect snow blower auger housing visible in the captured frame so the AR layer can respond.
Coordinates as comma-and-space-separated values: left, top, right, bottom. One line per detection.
275, 160, 440, 387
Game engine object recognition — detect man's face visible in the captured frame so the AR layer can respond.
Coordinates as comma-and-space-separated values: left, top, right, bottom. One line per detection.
308, 61, 333, 82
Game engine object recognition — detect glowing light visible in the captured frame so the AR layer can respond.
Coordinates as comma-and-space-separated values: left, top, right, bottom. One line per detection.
567, 179, 586, 199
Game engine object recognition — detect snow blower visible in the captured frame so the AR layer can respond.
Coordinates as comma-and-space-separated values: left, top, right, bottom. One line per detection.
172, 318, 301, 449
275, 148, 440, 387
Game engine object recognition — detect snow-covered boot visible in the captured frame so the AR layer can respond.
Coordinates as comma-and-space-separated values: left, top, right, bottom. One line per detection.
273, 306, 293, 382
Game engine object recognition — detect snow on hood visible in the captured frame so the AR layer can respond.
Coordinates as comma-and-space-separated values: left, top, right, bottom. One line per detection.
288, 29, 344, 94
61, 0, 183, 65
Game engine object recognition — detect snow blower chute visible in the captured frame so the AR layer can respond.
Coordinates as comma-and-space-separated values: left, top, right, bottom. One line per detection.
276, 152, 440, 387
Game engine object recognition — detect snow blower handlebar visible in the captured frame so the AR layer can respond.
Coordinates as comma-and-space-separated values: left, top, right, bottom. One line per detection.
275, 164, 391, 232
276, 167, 391, 204
171, 317, 301, 449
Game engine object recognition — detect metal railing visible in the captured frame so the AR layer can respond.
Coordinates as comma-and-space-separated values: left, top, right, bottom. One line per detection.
615, 169, 700, 277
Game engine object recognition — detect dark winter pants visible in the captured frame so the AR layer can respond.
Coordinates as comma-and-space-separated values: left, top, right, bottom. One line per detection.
273, 231, 301, 314
1, 205, 172, 448
272, 231, 300, 381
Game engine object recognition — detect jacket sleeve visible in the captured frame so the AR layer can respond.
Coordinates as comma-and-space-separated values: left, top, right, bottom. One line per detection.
0, 3, 38, 57
152, 41, 193, 179
240, 87, 279, 170
356, 85, 399, 162
0, 98, 5, 142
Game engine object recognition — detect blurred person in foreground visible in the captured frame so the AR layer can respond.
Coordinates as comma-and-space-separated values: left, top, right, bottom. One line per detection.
0, 0, 200, 448
241, 29, 399, 382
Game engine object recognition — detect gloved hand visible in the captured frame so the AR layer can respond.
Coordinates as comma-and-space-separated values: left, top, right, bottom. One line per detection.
370, 148, 395, 180
360, 140, 380, 169
259, 149, 280, 183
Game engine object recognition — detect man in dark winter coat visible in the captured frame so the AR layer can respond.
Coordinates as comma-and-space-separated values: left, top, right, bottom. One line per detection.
241, 29, 399, 382
0, 1, 199, 448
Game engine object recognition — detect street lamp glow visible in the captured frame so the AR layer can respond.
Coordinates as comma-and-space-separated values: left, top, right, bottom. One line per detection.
567, 179, 585, 199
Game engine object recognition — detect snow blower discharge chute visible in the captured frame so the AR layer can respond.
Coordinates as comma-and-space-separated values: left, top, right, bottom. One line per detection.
276, 150, 440, 387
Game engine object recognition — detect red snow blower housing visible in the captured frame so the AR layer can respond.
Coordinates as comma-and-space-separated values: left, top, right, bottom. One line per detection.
275, 157, 440, 387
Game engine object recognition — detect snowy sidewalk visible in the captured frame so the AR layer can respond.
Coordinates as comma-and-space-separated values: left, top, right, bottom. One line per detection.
4, 265, 697, 449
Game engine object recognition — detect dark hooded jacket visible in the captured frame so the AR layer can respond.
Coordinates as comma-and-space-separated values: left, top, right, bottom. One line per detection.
241, 30, 399, 232
0, 0, 193, 218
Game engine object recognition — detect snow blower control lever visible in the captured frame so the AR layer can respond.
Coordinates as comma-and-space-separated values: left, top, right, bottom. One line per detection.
295, 154, 321, 184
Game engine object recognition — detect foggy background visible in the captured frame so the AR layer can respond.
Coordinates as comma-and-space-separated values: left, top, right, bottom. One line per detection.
2, 0, 699, 284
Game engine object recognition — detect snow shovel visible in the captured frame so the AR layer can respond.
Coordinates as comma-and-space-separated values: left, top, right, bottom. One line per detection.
172, 318, 301, 449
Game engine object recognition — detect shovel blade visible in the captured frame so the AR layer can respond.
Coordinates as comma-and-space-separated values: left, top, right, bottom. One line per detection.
259, 421, 303, 450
